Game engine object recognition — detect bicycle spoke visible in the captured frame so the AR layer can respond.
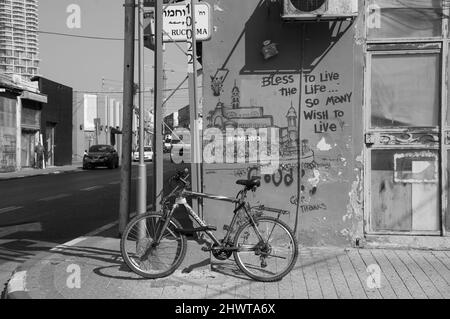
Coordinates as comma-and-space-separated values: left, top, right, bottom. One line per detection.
233, 217, 298, 282
160, 225, 177, 240
144, 221, 151, 239
266, 254, 287, 260
121, 213, 187, 278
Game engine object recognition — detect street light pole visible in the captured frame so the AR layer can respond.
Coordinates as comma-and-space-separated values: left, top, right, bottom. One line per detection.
137, 0, 147, 217
153, 0, 164, 212
119, 0, 136, 235
186, 0, 202, 217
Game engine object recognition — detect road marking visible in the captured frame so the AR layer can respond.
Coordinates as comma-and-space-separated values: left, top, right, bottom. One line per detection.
0, 222, 42, 239
50, 237, 87, 252
0, 206, 22, 215
85, 221, 119, 237
38, 194, 70, 201
80, 186, 104, 191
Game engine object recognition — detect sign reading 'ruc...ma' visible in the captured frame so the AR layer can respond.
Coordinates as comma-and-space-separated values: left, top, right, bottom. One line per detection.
145, 2, 212, 43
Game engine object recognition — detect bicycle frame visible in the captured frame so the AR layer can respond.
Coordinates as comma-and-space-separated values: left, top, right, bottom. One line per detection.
155, 183, 264, 247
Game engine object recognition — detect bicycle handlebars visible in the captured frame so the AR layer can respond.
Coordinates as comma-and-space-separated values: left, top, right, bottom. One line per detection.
171, 168, 190, 186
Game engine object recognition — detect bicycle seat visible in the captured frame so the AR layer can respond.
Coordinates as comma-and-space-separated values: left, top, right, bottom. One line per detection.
236, 177, 261, 190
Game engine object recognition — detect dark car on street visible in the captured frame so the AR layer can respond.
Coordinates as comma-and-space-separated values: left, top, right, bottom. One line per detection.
83, 145, 119, 169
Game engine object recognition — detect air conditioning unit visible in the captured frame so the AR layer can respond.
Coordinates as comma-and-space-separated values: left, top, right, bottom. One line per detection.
282, 0, 358, 21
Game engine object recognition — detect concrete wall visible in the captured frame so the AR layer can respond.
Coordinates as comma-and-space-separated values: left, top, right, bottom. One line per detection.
201, 0, 364, 246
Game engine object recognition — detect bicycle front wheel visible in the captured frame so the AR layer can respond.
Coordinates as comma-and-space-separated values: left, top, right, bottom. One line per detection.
233, 216, 298, 282
121, 212, 187, 279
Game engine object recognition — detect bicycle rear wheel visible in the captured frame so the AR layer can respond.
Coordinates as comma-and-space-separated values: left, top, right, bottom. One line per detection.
233, 216, 298, 282
121, 212, 187, 279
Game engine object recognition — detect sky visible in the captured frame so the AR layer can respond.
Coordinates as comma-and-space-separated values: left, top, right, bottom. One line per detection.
38, 0, 191, 115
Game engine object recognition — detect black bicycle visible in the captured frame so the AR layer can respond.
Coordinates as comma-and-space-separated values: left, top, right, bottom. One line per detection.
120, 169, 298, 282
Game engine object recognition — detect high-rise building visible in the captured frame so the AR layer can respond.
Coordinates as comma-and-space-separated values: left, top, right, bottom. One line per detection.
0, 0, 39, 80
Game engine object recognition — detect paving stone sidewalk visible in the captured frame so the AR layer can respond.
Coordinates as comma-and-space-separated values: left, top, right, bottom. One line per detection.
0, 164, 83, 181
5, 226, 450, 299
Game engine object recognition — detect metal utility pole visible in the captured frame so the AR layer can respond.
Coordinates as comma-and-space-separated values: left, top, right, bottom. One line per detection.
153, 0, 164, 212
186, 0, 202, 217
137, 0, 147, 217
119, 0, 136, 235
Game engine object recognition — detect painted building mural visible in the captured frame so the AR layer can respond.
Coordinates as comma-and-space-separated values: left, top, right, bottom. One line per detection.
201, 0, 361, 246
200, 0, 450, 248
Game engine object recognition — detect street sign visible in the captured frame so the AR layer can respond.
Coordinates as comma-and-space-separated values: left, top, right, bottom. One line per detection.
143, 0, 172, 6
144, 2, 211, 43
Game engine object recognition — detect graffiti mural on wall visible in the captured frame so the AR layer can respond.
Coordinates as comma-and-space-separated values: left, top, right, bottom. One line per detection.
261, 74, 297, 97
207, 80, 273, 129
210, 68, 229, 97
303, 71, 351, 134
209, 71, 349, 215
207, 78, 299, 160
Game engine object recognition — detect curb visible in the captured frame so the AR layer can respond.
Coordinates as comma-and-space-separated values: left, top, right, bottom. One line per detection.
3, 269, 31, 299
1, 203, 154, 299
0, 167, 84, 181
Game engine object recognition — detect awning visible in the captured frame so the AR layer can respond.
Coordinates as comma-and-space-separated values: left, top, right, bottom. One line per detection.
21, 91, 48, 103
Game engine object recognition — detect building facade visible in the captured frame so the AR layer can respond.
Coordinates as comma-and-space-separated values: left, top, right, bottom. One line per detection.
0, 0, 40, 80
0, 73, 47, 172
72, 93, 125, 162
201, 0, 450, 249
34, 77, 73, 167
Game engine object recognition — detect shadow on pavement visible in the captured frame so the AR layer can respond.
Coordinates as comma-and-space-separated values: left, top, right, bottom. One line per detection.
210, 261, 250, 281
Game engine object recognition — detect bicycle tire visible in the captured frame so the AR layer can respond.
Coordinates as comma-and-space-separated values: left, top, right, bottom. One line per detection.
233, 216, 298, 282
121, 212, 187, 279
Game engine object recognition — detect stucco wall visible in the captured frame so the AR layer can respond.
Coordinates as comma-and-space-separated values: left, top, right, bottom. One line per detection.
201, 0, 364, 246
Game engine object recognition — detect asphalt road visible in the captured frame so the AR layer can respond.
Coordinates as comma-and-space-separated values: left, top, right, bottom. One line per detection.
0, 156, 189, 284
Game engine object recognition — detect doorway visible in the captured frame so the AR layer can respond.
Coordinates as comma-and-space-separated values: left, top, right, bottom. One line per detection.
364, 44, 443, 235
21, 130, 37, 168
45, 124, 55, 167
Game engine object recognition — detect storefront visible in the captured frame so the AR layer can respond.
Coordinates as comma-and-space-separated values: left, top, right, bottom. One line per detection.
0, 92, 18, 172
20, 99, 42, 168
200, 0, 450, 248
0, 77, 47, 172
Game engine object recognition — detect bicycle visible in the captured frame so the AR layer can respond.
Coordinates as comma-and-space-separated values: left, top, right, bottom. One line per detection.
120, 169, 299, 282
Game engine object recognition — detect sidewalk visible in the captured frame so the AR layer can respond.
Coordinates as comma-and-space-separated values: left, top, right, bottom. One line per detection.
4, 225, 450, 299
0, 164, 83, 181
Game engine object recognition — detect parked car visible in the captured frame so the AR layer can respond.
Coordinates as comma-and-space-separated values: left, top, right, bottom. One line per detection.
83, 145, 119, 169
132, 146, 153, 162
